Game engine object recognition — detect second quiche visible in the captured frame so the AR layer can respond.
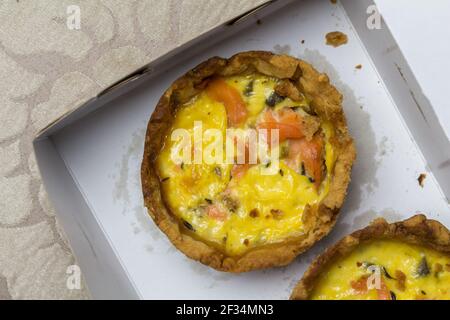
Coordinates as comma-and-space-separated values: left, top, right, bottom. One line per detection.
141, 51, 355, 272
291, 215, 450, 300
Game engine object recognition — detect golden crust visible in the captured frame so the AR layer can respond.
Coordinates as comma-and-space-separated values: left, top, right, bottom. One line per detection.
290, 214, 450, 299
141, 51, 356, 272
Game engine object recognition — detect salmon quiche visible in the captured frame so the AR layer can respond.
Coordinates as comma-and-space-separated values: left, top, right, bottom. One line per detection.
291, 215, 450, 300
141, 51, 355, 272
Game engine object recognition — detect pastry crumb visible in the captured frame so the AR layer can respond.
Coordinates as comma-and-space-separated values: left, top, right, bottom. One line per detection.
330, 0, 337, 4
326, 31, 348, 47
355, 64, 362, 69
418, 173, 426, 187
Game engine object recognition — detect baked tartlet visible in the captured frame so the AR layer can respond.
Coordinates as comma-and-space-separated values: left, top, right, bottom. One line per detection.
141, 51, 355, 272
291, 214, 450, 300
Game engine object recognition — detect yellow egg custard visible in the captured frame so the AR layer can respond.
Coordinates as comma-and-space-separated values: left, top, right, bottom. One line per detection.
291, 215, 450, 300
156, 74, 336, 256
142, 51, 355, 272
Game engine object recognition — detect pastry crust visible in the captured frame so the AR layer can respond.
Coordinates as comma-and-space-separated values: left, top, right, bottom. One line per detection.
141, 51, 355, 272
290, 214, 450, 299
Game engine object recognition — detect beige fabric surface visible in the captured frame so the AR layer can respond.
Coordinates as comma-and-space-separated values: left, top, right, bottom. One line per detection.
0, 0, 266, 299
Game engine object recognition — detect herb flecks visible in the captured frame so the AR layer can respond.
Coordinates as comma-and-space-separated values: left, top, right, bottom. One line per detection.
417, 257, 430, 277
300, 162, 306, 175
243, 80, 254, 97
361, 261, 375, 269
265, 91, 285, 107
222, 195, 239, 212
183, 220, 194, 231
381, 266, 395, 279
390, 291, 397, 300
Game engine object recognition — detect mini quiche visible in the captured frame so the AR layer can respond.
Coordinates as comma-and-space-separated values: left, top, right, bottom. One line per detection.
141, 51, 355, 272
290, 214, 450, 300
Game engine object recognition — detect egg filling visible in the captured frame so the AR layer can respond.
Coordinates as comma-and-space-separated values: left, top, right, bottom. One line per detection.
310, 240, 450, 300
156, 74, 336, 255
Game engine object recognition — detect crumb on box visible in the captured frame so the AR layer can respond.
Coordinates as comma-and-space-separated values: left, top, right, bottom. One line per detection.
355, 64, 362, 69
325, 31, 348, 47
301, 39, 305, 44
330, 0, 337, 4
418, 173, 427, 187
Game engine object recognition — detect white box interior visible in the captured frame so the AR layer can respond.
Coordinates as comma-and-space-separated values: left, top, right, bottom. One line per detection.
40, 0, 450, 299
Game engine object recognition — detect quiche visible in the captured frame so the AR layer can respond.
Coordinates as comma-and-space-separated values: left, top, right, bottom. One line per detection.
141, 51, 355, 272
290, 214, 450, 300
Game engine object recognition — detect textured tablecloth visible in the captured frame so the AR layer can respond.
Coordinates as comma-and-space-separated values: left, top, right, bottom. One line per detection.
0, 0, 266, 299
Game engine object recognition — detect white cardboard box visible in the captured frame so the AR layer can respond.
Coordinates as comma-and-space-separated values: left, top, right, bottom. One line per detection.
34, 0, 450, 299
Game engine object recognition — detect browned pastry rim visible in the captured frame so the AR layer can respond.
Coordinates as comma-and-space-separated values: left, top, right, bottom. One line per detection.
141, 51, 356, 272
290, 214, 450, 299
